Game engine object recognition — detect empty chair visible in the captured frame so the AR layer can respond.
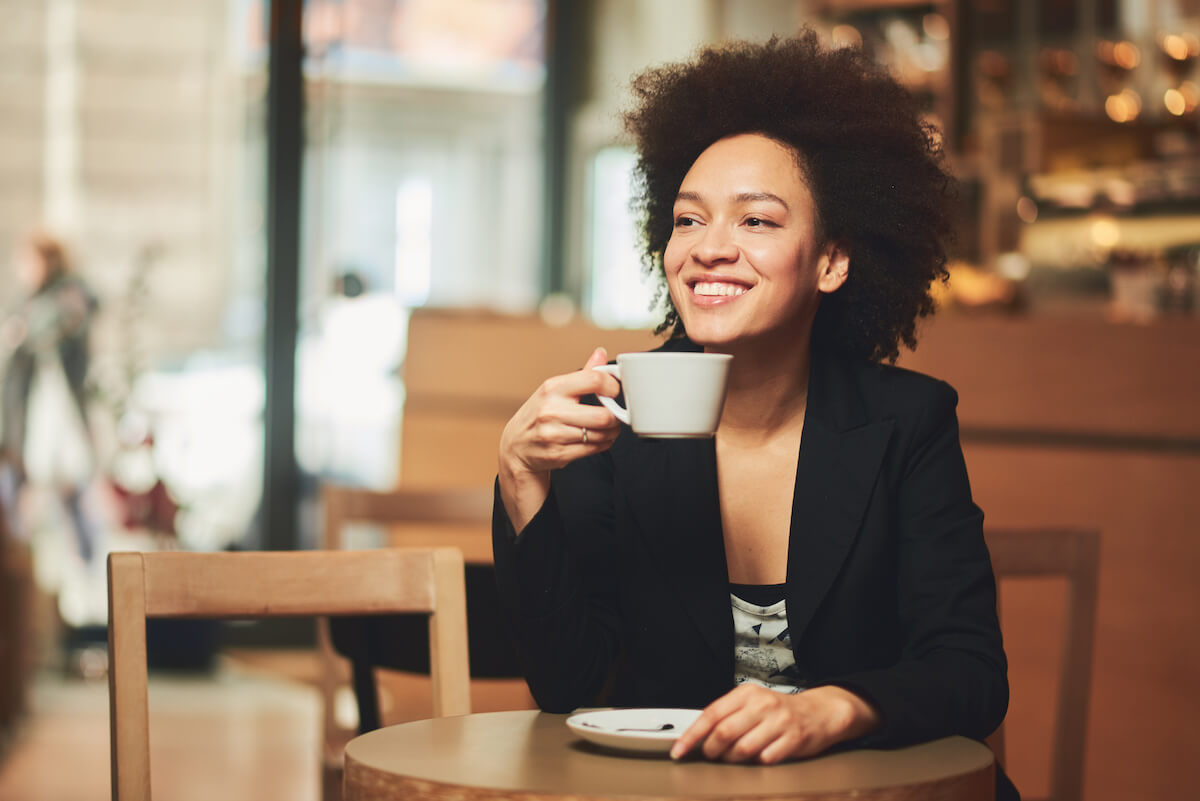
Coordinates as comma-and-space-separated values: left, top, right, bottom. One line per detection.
107, 547, 470, 801
318, 486, 526, 765
985, 528, 1101, 801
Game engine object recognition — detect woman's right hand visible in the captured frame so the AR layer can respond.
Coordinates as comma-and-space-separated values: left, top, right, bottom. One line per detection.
498, 347, 622, 533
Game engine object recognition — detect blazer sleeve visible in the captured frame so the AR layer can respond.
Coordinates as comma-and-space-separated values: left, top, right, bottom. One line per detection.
492, 450, 624, 713
826, 383, 1009, 746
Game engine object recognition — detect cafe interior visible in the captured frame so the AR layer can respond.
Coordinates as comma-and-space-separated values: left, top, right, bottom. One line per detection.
1, 0, 1198, 799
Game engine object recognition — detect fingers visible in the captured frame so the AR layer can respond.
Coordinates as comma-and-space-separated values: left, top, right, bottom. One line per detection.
670, 686, 808, 765
671, 686, 750, 760
499, 347, 626, 482
702, 707, 767, 762
670, 685, 878, 765
583, 346, 609, 370
527, 418, 619, 453
541, 363, 620, 403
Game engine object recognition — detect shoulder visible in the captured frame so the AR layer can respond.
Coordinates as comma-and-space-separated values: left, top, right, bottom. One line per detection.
835, 354, 960, 429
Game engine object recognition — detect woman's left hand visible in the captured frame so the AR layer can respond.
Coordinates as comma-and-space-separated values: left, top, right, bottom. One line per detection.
669, 684, 881, 764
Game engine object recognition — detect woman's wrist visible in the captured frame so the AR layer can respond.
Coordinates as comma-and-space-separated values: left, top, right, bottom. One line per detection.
807, 685, 882, 745
497, 458, 551, 535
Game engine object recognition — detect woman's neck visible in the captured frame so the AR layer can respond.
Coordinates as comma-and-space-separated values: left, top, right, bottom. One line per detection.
706, 335, 812, 441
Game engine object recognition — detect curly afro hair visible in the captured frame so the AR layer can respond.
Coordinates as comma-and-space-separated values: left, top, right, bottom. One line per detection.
623, 30, 953, 363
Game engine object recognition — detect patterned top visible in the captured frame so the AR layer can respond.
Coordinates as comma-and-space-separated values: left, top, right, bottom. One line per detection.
730, 588, 807, 694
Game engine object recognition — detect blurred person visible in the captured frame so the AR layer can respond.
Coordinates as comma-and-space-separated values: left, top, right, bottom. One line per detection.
296, 268, 407, 488
493, 32, 1017, 800
0, 231, 100, 563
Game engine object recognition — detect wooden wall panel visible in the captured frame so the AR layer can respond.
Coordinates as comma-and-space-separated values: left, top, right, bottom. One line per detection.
404, 310, 660, 407
899, 315, 1200, 439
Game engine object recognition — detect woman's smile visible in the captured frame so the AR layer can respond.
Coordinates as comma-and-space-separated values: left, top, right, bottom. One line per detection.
690, 278, 753, 303
664, 133, 845, 348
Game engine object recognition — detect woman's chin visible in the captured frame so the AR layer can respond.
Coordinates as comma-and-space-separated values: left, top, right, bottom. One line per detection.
678, 325, 738, 348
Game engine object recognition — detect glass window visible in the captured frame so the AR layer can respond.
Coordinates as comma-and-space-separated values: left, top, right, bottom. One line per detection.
586, 146, 661, 329
289, 0, 548, 489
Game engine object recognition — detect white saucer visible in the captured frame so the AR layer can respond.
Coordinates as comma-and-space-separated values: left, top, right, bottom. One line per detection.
566, 708, 702, 754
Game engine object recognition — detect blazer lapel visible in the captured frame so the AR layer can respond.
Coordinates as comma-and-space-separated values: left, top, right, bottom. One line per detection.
786, 351, 894, 647
618, 434, 733, 668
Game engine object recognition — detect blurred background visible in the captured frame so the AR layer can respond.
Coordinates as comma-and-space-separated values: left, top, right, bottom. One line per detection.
1, 1, 1198, 800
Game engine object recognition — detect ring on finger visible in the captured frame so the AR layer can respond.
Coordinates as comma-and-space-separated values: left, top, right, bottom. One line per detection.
580, 427, 589, 444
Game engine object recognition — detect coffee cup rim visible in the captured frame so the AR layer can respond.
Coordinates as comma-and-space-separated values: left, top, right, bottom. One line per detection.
616, 352, 732, 361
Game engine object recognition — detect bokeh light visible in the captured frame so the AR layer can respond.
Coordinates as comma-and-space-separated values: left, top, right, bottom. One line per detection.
1164, 88, 1187, 116
922, 13, 950, 41
1104, 89, 1142, 122
830, 25, 862, 50
1090, 217, 1121, 248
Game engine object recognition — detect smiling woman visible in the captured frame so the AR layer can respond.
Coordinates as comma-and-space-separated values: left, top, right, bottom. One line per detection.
663, 134, 847, 352
493, 29, 1017, 801
627, 33, 953, 365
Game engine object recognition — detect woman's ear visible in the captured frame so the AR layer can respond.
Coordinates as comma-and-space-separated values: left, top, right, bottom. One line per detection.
817, 242, 850, 294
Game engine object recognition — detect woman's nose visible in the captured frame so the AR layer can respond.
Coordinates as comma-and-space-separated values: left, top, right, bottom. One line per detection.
693, 225, 738, 265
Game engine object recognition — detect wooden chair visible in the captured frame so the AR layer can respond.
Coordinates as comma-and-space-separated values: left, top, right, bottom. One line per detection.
322, 485, 494, 557
106, 548, 470, 801
984, 529, 1101, 801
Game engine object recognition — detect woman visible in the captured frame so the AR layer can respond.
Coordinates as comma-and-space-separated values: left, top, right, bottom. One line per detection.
1, 232, 98, 561
493, 33, 1016, 799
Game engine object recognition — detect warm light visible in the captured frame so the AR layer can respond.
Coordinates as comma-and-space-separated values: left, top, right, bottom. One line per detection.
1016, 196, 1038, 224
1098, 40, 1141, 69
1112, 41, 1140, 70
1180, 82, 1200, 112
922, 13, 950, 41
1105, 94, 1129, 122
1161, 32, 1200, 61
1090, 218, 1121, 249
1165, 88, 1187, 116
831, 25, 862, 50
1105, 89, 1142, 122
1162, 34, 1191, 61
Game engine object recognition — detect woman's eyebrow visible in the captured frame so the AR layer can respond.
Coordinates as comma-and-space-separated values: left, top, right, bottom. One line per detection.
733, 191, 789, 210
674, 190, 790, 210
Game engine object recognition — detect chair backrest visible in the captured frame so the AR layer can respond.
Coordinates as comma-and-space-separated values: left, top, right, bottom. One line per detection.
319, 485, 505, 741
984, 528, 1100, 801
322, 485, 494, 551
107, 548, 470, 801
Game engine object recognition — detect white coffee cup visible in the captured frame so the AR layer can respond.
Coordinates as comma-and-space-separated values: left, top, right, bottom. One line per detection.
592, 352, 732, 438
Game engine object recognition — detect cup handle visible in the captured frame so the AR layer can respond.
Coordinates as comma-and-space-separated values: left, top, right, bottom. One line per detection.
591, 364, 630, 425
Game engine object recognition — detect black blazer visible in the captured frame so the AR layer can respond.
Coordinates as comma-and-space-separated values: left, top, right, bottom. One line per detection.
493, 339, 1010, 772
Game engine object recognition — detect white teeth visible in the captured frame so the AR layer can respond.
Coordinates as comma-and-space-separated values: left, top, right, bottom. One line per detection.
693, 282, 749, 297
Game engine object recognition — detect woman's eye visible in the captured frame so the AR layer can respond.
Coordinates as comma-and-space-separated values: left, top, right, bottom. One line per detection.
674, 217, 698, 228
745, 217, 775, 228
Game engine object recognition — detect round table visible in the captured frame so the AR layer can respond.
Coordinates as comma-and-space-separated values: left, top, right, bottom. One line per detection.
343, 710, 995, 801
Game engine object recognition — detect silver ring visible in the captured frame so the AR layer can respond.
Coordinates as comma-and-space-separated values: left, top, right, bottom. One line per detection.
580, 427, 589, 444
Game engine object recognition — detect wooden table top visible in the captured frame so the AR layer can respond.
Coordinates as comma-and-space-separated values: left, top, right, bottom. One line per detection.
343, 710, 995, 801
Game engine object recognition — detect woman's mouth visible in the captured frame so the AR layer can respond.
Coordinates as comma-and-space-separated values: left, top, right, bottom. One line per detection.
689, 280, 751, 304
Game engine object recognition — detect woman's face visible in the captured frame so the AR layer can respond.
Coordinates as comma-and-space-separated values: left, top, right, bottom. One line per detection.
663, 133, 847, 351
